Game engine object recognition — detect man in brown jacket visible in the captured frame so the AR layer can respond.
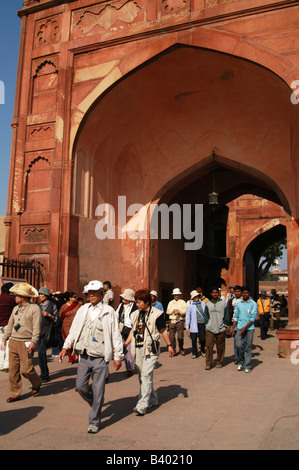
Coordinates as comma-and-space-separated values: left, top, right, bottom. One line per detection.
0, 283, 42, 402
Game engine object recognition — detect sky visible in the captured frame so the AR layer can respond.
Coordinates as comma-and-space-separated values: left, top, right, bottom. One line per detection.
0, 1, 23, 216
0, 1, 287, 269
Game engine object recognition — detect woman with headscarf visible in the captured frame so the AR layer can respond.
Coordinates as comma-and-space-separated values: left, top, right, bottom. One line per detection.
59, 292, 80, 364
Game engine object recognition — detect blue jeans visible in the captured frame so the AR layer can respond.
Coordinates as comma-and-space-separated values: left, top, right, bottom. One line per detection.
235, 329, 254, 370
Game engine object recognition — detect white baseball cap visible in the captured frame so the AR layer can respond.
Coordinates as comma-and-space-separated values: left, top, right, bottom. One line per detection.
150, 290, 158, 297
85, 280, 103, 292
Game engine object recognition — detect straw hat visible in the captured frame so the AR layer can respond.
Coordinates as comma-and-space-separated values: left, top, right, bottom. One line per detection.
10, 283, 39, 298
120, 289, 135, 302
190, 290, 200, 300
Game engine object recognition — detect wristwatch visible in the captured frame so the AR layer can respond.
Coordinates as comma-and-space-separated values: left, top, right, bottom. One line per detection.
167, 344, 172, 348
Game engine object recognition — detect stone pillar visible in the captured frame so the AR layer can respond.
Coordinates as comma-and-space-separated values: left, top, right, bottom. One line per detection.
277, 217, 299, 358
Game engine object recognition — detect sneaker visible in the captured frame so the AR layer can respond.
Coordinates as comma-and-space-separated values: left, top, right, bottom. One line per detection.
87, 425, 99, 434
191, 355, 197, 359
133, 406, 145, 416
237, 365, 244, 371
205, 365, 211, 370
244, 368, 251, 373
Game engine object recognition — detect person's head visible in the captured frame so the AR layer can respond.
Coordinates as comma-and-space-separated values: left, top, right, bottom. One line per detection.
86, 281, 104, 306
210, 287, 220, 300
150, 290, 158, 303
9, 283, 38, 305
38, 286, 50, 303
103, 281, 111, 292
135, 289, 151, 311
241, 286, 250, 301
1, 282, 14, 295
260, 290, 267, 299
172, 288, 182, 301
190, 290, 200, 302
234, 285, 242, 298
196, 287, 203, 298
228, 285, 235, 293
64, 291, 77, 303
271, 289, 277, 298
120, 289, 135, 305
77, 297, 84, 305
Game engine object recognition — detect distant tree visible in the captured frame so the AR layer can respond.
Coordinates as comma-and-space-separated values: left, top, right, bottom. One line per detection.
258, 237, 287, 281
260, 272, 279, 282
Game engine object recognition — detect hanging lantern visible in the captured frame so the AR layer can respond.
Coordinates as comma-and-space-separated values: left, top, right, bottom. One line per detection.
209, 190, 219, 205
209, 170, 219, 205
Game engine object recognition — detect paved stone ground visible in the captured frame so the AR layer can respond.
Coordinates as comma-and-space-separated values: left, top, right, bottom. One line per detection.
0, 329, 298, 451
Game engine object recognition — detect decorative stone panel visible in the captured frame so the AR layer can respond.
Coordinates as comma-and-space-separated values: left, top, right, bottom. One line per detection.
205, 0, 240, 7
71, 0, 145, 38
21, 226, 49, 243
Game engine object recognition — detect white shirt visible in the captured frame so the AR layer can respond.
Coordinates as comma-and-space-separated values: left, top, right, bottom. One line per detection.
90, 301, 103, 322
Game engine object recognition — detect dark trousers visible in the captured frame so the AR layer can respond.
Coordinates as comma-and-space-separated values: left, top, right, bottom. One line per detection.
205, 330, 226, 367
260, 315, 270, 340
190, 323, 206, 356
169, 321, 185, 351
37, 336, 50, 380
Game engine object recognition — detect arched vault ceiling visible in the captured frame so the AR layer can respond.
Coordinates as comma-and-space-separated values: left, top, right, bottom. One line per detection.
75, 45, 299, 215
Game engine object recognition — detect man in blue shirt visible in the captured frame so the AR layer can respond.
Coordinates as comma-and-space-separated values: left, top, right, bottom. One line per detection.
232, 286, 257, 373
150, 291, 164, 316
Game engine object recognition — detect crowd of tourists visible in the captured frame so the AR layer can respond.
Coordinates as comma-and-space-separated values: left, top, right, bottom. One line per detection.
0, 279, 286, 434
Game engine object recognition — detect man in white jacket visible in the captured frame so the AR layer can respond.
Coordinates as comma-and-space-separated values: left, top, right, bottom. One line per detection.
58, 280, 123, 434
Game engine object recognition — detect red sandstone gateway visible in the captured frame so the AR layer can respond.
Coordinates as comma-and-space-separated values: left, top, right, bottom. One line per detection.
4, 0, 299, 356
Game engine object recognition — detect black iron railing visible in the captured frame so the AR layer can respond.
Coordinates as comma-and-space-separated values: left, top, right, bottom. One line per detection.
0, 257, 44, 290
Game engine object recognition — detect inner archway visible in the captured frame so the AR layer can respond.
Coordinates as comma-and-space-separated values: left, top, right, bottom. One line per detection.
152, 157, 289, 303
244, 223, 287, 299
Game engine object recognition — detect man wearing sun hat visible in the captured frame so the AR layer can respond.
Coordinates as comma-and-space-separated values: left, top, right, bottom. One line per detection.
116, 288, 138, 377
0, 283, 42, 402
166, 288, 187, 355
58, 280, 124, 434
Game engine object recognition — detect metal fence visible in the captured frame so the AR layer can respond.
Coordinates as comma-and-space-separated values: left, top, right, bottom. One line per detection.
0, 257, 44, 290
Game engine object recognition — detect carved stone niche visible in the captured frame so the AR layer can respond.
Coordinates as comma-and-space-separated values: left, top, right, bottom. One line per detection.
21, 226, 49, 244
161, 0, 190, 15
35, 16, 61, 48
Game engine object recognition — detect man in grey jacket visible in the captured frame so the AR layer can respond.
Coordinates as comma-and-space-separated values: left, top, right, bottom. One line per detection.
59, 280, 124, 434
204, 287, 231, 370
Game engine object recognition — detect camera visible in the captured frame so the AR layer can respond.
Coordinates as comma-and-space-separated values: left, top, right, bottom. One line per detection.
14, 323, 21, 331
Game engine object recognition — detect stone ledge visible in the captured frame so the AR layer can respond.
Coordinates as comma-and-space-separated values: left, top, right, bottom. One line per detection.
277, 327, 299, 358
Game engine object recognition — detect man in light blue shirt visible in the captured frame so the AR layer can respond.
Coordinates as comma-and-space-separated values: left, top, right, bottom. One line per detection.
150, 291, 164, 317
232, 286, 257, 373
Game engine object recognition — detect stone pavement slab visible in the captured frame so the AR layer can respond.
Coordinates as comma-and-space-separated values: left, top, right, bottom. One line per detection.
0, 331, 298, 451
